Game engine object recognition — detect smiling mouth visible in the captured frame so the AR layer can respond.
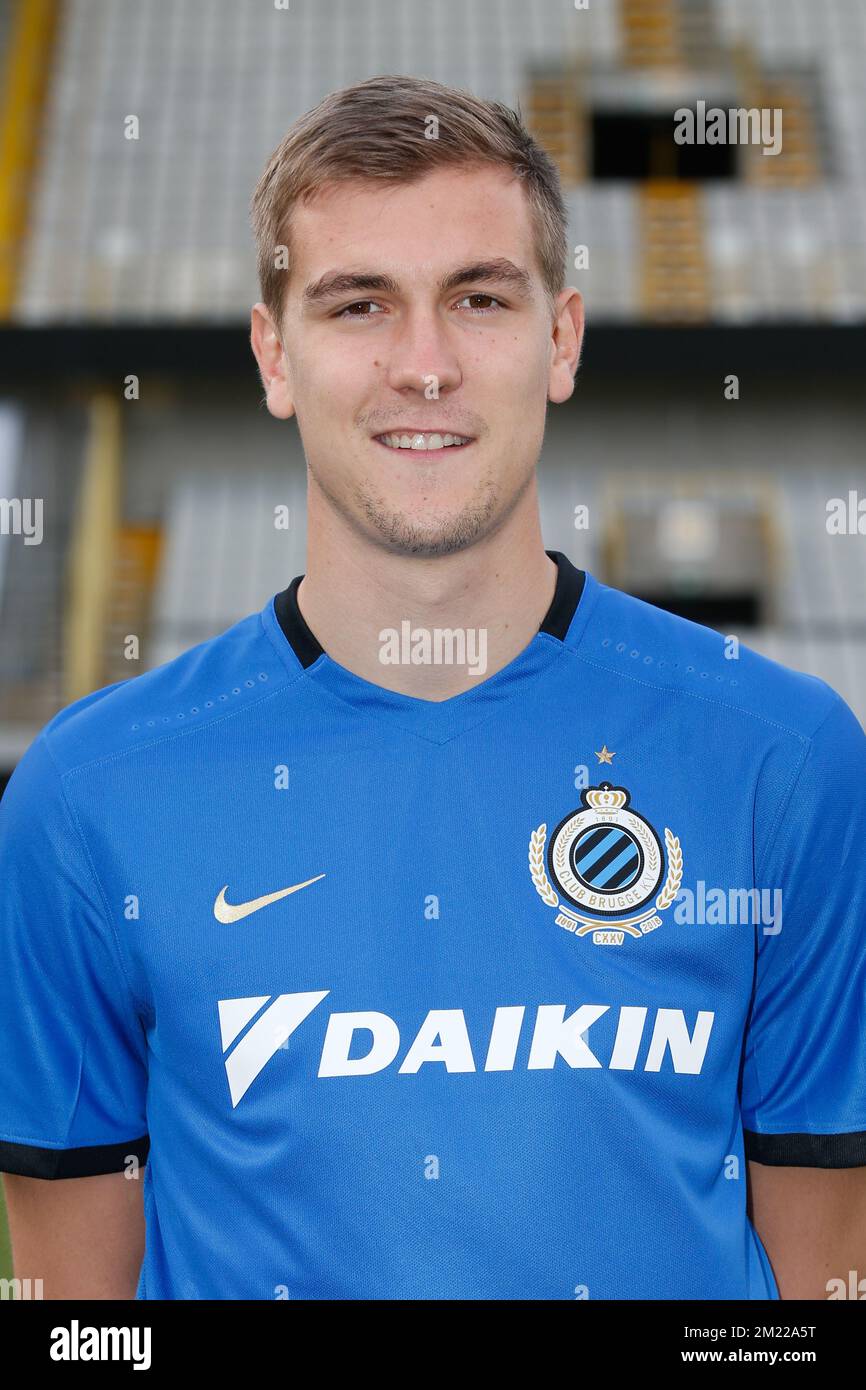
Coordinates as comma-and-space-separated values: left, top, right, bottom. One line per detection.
374, 431, 474, 452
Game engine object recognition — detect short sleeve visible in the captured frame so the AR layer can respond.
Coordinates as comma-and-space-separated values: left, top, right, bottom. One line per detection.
742, 689, 866, 1167
0, 731, 149, 1178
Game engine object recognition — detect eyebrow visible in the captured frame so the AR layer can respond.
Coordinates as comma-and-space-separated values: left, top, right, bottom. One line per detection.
300, 258, 534, 309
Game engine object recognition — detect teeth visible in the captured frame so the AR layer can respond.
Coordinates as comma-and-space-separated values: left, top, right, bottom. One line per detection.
378, 432, 470, 450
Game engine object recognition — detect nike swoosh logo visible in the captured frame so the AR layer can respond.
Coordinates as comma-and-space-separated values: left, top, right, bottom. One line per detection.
213, 875, 325, 923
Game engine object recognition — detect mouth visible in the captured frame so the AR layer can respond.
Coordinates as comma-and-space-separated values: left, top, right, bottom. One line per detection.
373, 430, 475, 459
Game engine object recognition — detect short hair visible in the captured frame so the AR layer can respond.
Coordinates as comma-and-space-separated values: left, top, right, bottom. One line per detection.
250, 73, 568, 329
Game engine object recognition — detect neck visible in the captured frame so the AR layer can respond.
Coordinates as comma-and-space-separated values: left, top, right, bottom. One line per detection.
295, 494, 558, 702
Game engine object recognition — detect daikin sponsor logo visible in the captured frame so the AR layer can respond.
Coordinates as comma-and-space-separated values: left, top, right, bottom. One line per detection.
218, 991, 715, 1106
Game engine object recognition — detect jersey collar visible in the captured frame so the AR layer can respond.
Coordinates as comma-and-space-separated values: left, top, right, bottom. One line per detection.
267, 550, 591, 742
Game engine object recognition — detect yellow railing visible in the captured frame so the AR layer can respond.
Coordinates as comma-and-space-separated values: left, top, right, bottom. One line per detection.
65, 394, 122, 703
0, 0, 60, 315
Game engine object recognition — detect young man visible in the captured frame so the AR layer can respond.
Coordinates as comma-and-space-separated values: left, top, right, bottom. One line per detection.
1, 75, 865, 1301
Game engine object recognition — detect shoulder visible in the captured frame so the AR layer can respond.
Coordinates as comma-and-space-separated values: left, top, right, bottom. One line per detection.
36, 606, 291, 780
570, 573, 843, 744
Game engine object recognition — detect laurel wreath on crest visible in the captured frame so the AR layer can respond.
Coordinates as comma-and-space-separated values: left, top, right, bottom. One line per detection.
529, 823, 682, 913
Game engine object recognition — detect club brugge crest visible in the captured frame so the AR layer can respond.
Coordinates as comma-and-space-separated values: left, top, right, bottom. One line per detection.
528, 783, 682, 946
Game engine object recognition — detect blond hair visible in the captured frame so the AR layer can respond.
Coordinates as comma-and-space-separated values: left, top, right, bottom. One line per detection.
250, 73, 568, 327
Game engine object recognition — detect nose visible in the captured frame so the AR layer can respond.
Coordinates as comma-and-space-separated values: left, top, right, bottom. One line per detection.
384, 306, 463, 396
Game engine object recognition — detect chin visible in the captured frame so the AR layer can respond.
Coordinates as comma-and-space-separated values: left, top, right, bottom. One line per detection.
368, 512, 496, 558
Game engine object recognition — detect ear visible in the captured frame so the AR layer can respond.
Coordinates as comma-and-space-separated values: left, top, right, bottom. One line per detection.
250, 303, 296, 420
548, 288, 585, 404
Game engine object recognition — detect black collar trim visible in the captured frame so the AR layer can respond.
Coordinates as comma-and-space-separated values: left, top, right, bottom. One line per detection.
273, 549, 585, 671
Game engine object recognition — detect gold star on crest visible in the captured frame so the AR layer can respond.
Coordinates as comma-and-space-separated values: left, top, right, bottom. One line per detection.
594, 745, 615, 764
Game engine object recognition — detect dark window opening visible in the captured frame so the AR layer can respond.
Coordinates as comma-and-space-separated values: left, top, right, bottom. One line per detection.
591, 111, 737, 181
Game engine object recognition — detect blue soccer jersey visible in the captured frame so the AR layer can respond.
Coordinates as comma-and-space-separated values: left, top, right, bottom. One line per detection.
1, 550, 865, 1299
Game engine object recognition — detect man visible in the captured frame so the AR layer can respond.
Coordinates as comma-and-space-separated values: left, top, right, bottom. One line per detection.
1, 74, 864, 1300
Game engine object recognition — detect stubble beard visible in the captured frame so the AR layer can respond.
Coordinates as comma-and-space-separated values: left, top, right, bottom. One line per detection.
308, 451, 533, 559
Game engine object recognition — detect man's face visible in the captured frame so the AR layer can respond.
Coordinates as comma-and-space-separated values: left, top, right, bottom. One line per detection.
252, 163, 583, 557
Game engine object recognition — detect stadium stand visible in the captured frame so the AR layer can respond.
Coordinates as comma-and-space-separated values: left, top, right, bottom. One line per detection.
0, 0, 864, 761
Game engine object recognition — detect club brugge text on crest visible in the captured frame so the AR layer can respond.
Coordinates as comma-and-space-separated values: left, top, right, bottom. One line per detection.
528, 783, 683, 946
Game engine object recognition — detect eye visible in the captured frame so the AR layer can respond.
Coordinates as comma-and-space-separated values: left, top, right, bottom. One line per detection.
336, 301, 385, 320
456, 293, 504, 314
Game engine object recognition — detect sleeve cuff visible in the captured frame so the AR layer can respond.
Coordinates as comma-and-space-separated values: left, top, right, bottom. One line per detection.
0, 1134, 149, 1179
744, 1127, 866, 1168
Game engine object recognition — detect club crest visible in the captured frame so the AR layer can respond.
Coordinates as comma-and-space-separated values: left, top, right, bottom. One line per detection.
529, 783, 683, 946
